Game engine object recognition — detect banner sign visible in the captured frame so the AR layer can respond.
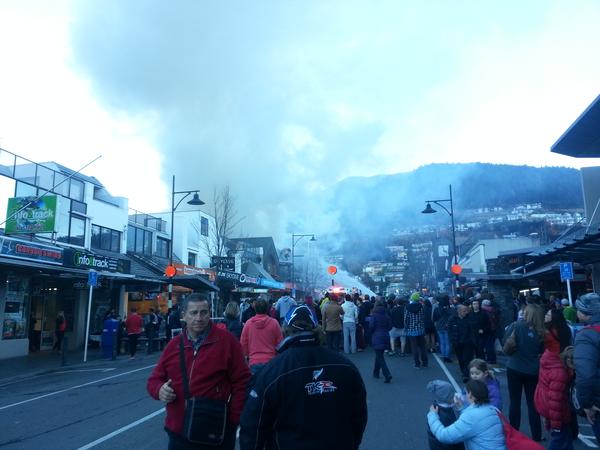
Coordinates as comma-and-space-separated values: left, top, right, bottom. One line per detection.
64, 249, 131, 273
216, 270, 288, 290
0, 236, 63, 265
174, 263, 216, 281
5, 196, 58, 234
211, 256, 235, 271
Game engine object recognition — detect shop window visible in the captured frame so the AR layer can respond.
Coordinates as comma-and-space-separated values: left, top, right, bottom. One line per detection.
111, 230, 121, 253
69, 215, 86, 247
71, 200, 87, 215
201, 217, 209, 236
135, 227, 145, 254
144, 230, 152, 255
127, 226, 135, 252
157, 237, 169, 258
70, 178, 85, 202
129, 225, 153, 256
92, 225, 121, 253
15, 180, 38, 197
1, 275, 30, 341
188, 252, 197, 266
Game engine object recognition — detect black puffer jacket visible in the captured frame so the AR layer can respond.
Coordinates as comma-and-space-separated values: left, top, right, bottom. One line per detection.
448, 314, 475, 346
239, 331, 368, 450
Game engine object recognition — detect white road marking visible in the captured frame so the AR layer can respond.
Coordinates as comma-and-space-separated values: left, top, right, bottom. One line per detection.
578, 434, 598, 448
0, 364, 156, 411
54, 368, 116, 374
432, 353, 461, 392
76, 408, 165, 450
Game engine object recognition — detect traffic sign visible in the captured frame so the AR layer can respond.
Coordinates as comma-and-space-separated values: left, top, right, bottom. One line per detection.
165, 265, 177, 277
87, 270, 98, 287
559, 262, 574, 281
451, 264, 462, 275
327, 265, 337, 275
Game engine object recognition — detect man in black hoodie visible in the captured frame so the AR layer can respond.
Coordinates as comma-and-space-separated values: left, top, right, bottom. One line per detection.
448, 304, 475, 382
468, 299, 490, 360
239, 305, 367, 450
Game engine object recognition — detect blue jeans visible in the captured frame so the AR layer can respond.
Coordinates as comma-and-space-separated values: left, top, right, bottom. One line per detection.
326, 330, 342, 352
343, 322, 356, 353
437, 330, 451, 358
548, 425, 573, 450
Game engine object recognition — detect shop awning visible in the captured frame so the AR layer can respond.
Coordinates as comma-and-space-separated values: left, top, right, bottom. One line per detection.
169, 275, 219, 292
243, 261, 276, 281
529, 227, 600, 266
552, 94, 600, 157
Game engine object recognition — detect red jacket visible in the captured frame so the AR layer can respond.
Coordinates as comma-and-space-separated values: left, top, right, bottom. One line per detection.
240, 314, 283, 366
125, 314, 143, 335
147, 323, 251, 435
534, 349, 573, 429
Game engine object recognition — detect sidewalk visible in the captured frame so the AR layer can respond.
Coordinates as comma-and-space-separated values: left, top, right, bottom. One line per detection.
0, 347, 161, 386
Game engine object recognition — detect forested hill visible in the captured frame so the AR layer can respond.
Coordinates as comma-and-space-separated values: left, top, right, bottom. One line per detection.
332, 163, 583, 236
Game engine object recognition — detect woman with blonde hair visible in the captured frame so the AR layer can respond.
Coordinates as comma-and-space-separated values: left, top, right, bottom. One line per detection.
504, 303, 545, 442
220, 301, 243, 339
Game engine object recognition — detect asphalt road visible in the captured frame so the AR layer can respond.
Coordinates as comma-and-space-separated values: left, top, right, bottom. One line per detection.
0, 348, 597, 450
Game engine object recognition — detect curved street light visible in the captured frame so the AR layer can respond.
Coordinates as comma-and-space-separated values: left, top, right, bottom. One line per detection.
422, 184, 459, 294
291, 233, 317, 296
168, 175, 204, 307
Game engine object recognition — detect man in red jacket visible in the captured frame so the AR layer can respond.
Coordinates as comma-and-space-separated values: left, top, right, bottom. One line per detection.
124, 307, 143, 359
147, 293, 250, 449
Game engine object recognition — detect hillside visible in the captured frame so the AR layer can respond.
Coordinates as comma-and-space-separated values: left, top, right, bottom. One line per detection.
332, 163, 583, 238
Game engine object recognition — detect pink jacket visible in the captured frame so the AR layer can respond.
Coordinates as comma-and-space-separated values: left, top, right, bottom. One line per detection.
240, 314, 283, 366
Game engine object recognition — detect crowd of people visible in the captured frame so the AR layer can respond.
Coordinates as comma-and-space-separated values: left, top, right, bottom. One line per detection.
141, 288, 600, 450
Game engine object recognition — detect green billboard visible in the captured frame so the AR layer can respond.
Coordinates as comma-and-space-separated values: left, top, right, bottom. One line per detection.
5, 196, 58, 234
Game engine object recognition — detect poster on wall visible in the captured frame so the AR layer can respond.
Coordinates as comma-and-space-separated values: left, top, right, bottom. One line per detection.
5, 196, 58, 234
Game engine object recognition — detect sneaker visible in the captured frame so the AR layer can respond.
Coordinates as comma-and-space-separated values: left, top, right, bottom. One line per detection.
413, 365, 421, 369
373, 373, 380, 379
384, 376, 392, 383
388, 351, 396, 357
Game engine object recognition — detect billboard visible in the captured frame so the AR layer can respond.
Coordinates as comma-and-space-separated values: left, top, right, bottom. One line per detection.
5, 196, 58, 234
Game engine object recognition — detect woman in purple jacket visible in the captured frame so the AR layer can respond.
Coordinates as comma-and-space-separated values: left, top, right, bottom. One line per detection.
369, 300, 393, 383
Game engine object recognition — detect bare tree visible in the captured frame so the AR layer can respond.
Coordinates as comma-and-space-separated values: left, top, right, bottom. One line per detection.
200, 185, 241, 258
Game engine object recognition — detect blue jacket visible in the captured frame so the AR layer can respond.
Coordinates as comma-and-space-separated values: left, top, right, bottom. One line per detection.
427, 404, 506, 450
369, 308, 391, 350
574, 322, 600, 410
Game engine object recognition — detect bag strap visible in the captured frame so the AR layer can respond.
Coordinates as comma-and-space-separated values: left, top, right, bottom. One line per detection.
179, 334, 191, 400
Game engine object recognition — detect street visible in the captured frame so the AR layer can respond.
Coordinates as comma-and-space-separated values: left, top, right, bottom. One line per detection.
0, 349, 596, 450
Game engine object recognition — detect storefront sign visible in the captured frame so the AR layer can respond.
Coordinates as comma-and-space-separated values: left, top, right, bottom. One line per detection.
0, 236, 63, 265
64, 249, 130, 273
217, 270, 243, 281
216, 270, 286, 289
5, 196, 58, 234
174, 263, 216, 281
211, 256, 235, 271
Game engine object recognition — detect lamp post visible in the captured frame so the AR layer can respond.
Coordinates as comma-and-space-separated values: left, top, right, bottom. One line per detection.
291, 233, 316, 296
168, 175, 205, 307
422, 184, 459, 294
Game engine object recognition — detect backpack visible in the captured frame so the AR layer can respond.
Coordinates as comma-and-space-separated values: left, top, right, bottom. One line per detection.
497, 411, 544, 450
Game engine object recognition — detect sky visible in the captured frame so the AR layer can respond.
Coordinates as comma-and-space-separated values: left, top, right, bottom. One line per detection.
1, 0, 600, 243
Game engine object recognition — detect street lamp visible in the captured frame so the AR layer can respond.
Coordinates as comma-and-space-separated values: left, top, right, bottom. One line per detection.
422, 184, 459, 294
291, 233, 316, 296
168, 175, 204, 307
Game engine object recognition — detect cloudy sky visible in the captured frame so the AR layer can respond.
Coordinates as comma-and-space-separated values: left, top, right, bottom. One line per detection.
1, 0, 600, 240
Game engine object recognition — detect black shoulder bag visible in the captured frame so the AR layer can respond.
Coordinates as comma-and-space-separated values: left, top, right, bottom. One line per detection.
179, 334, 228, 446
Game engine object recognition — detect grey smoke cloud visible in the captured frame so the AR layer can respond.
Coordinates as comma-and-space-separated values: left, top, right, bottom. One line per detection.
68, 1, 600, 245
